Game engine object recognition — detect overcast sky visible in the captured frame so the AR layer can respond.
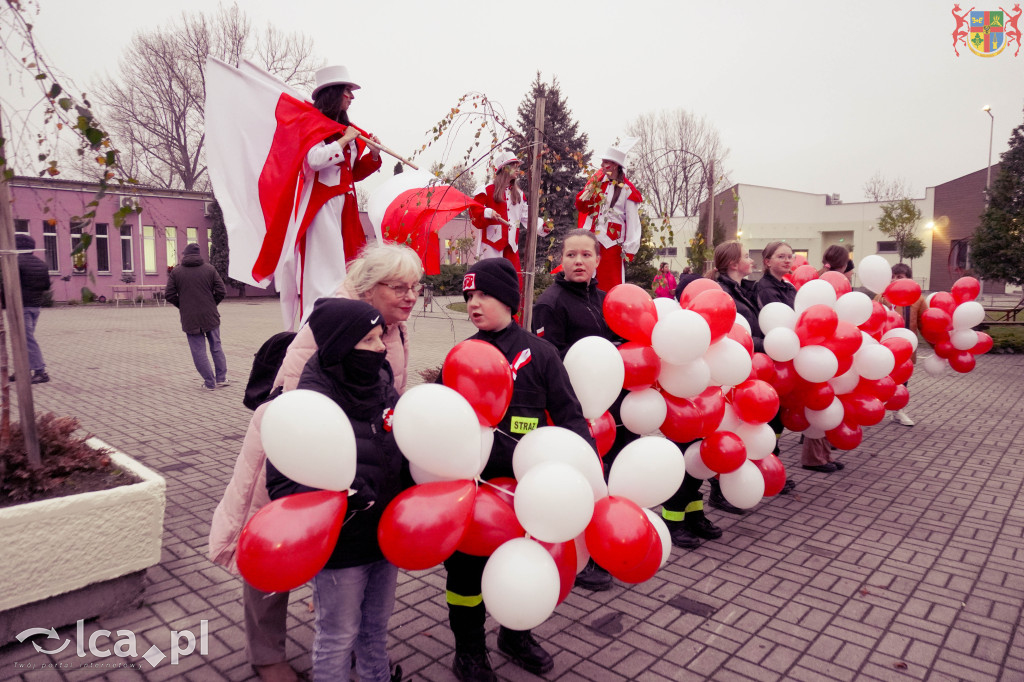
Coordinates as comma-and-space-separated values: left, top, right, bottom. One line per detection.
10, 0, 1024, 205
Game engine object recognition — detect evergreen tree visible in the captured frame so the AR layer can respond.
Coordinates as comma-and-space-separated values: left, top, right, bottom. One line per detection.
971, 109, 1024, 286
514, 72, 592, 267
207, 200, 248, 297
625, 206, 659, 287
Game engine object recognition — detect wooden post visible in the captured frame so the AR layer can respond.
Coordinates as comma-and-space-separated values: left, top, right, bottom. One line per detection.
704, 158, 716, 274
520, 95, 545, 330
0, 109, 41, 466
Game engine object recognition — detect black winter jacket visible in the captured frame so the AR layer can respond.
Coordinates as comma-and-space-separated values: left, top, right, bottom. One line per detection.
165, 250, 226, 334
266, 359, 405, 570
532, 274, 618, 356
14, 234, 51, 308
754, 271, 797, 309
717, 276, 765, 352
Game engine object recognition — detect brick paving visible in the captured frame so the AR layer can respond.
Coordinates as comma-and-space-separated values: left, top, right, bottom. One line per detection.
0, 297, 1021, 681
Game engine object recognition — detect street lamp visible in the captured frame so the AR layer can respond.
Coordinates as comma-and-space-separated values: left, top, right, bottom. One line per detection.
983, 105, 994, 202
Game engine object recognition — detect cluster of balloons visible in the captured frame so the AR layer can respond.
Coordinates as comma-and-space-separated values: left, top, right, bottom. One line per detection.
918, 277, 993, 375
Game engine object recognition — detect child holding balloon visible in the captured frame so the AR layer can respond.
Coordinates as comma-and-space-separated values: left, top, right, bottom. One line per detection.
443, 257, 593, 681
874, 263, 927, 426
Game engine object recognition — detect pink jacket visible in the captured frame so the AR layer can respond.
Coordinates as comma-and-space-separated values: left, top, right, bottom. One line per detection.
207, 280, 410, 572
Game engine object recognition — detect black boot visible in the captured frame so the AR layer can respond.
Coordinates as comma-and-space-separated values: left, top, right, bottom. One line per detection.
684, 511, 722, 540
497, 627, 554, 675
708, 480, 746, 515
574, 558, 612, 591
663, 519, 701, 549
452, 649, 496, 682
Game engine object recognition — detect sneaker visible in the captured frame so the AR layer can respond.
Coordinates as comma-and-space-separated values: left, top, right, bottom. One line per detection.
30, 370, 50, 384
201, 382, 216, 391
497, 627, 554, 675
664, 519, 702, 549
780, 478, 796, 495
831, 460, 845, 471
892, 410, 915, 426
684, 514, 723, 540
452, 651, 496, 682
802, 463, 838, 473
709, 489, 746, 515
574, 559, 612, 591
216, 380, 231, 388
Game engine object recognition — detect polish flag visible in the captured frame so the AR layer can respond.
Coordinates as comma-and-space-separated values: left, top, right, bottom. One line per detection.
366, 170, 479, 275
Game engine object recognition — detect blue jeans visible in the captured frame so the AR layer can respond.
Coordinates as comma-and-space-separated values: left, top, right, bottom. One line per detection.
23, 307, 45, 372
186, 327, 226, 388
311, 559, 399, 682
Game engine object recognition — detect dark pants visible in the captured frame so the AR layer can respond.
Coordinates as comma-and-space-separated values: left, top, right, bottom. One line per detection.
187, 326, 227, 387
243, 581, 290, 666
24, 307, 45, 372
444, 551, 490, 653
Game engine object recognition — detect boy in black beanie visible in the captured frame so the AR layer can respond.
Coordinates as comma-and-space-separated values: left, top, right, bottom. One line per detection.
441, 258, 593, 681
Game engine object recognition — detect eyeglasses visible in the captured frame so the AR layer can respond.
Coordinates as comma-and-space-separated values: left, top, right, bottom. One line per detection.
380, 282, 424, 296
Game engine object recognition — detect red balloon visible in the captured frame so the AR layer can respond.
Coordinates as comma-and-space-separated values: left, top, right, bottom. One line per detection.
700, 431, 747, 474
883, 308, 905, 333
772, 360, 799, 396
443, 340, 514, 426
885, 279, 922, 307
885, 384, 909, 411
920, 309, 952, 343
933, 340, 956, 359
858, 301, 888, 337
604, 283, 658, 345
730, 379, 780, 424
792, 254, 808, 269
537, 539, 577, 604
820, 271, 853, 297
862, 375, 897, 403
457, 485, 525, 557
588, 411, 617, 457
585, 496, 657, 577
378, 480, 476, 570
692, 387, 726, 437
791, 264, 819, 289
780, 404, 810, 432
835, 353, 855, 377
951, 276, 980, 304
619, 342, 661, 390
796, 305, 839, 346
687, 289, 737, 343
839, 392, 885, 426
826, 420, 862, 450
800, 382, 835, 411
889, 358, 914, 385
752, 353, 776, 384
971, 332, 993, 355
753, 453, 787, 497
928, 292, 956, 316
728, 323, 754, 357
881, 337, 914, 367
238, 490, 348, 593
660, 393, 705, 443
678, 278, 722, 307
611, 522, 662, 584
948, 351, 976, 373
485, 477, 517, 505
822, 320, 863, 359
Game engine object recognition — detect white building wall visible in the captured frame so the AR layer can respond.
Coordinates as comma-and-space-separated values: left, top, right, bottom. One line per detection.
651, 215, 700, 275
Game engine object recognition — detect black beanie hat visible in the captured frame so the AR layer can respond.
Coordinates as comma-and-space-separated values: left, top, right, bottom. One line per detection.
14, 233, 35, 250
307, 298, 385, 367
183, 243, 200, 256
463, 258, 520, 312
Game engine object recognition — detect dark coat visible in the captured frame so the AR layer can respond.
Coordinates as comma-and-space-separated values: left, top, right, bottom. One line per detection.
717, 276, 765, 352
673, 273, 704, 301
165, 247, 225, 334
754, 271, 797, 308
532, 274, 617, 357
14, 234, 51, 308
441, 322, 594, 480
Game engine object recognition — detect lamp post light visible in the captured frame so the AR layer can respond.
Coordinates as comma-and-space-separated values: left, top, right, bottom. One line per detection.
983, 105, 994, 203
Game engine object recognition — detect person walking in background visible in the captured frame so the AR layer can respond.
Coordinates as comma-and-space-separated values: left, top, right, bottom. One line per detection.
10, 233, 52, 384
653, 262, 677, 298
875, 262, 927, 426
165, 243, 228, 390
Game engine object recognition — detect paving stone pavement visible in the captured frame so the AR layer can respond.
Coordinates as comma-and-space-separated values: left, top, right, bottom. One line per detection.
0, 298, 1021, 682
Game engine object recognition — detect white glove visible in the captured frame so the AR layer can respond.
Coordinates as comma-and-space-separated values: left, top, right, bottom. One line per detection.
484, 208, 497, 220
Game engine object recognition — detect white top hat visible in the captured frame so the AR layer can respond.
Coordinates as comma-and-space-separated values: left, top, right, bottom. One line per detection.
492, 151, 521, 173
311, 65, 361, 99
600, 136, 639, 169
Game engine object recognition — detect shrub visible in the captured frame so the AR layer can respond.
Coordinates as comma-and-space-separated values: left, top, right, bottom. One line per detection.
80, 287, 96, 304
424, 264, 468, 295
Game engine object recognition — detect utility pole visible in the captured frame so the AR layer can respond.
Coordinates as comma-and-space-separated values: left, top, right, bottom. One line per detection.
520, 94, 545, 330
704, 158, 716, 274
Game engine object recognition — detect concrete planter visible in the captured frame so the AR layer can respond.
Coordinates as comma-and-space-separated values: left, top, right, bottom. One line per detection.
0, 439, 165, 642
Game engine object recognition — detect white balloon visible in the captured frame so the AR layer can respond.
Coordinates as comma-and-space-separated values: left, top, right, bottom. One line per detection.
564, 336, 625, 419
734, 313, 751, 334
881, 327, 919, 352
393, 384, 481, 480
481, 538, 560, 630
573, 533, 590, 573
513, 427, 607, 501
952, 301, 985, 330
853, 344, 895, 381
704, 338, 752, 387
718, 460, 765, 509
514, 461, 595, 543
794, 279, 837, 314
608, 437, 686, 508
653, 296, 682, 320
923, 354, 948, 376
620, 388, 668, 435
651, 310, 712, 365
828, 367, 861, 396
835, 291, 874, 326
951, 328, 979, 351
408, 462, 451, 485
861, 330, 878, 346
658, 359, 711, 398
641, 509, 672, 568
859, 255, 893, 294
759, 301, 798, 333
805, 397, 845, 431
262, 389, 357, 492
733, 422, 776, 460
683, 441, 715, 479
718, 403, 742, 433
478, 426, 494, 477
764, 327, 801, 362
793, 345, 839, 383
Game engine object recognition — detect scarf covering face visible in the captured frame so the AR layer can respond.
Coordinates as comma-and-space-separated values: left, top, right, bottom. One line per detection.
308, 298, 385, 379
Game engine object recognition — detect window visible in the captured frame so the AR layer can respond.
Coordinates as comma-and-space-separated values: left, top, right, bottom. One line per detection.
143, 225, 156, 274
43, 222, 58, 272
656, 247, 678, 257
14, 219, 28, 234
120, 226, 134, 273
70, 221, 87, 272
166, 226, 178, 268
187, 227, 198, 245
95, 223, 110, 273
877, 241, 897, 253
950, 239, 971, 274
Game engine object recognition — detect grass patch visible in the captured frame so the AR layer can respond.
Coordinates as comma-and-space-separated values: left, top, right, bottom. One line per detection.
448, 302, 467, 313
986, 325, 1024, 353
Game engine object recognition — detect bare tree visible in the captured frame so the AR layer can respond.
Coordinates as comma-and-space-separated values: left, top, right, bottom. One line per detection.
862, 171, 913, 202
626, 109, 730, 219
92, 3, 321, 191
